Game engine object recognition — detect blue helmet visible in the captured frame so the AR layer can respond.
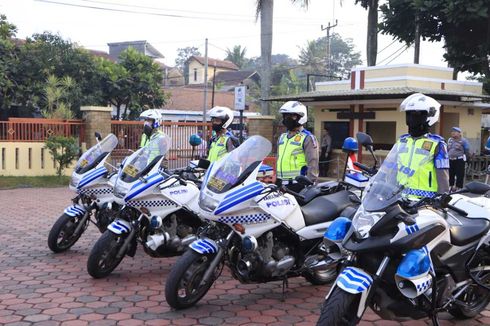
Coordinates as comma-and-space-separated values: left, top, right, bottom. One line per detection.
189, 134, 202, 147
342, 137, 358, 153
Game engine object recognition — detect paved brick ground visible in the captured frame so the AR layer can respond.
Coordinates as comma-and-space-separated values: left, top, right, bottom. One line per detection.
0, 187, 488, 326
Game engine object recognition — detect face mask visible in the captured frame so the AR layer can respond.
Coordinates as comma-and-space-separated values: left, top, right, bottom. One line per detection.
282, 116, 300, 130
212, 123, 223, 132
143, 124, 152, 137
406, 111, 429, 137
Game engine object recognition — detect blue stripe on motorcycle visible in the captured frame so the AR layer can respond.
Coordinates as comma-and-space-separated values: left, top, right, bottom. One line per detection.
114, 222, 129, 232
203, 163, 214, 185
125, 175, 164, 201
130, 172, 161, 190
220, 182, 263, 207
215, 185, 264, 215
195, 240, 214, 252
79, 166, 107, 185
200, 239, 217, 252
343, 267, 373, 285
77, 170, 107, 189
190, 242, 211, 254
337, 276, 366, 293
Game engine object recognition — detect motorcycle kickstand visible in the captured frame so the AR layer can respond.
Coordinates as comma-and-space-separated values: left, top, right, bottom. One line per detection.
281, 277, 289, 302
430, 314, 440, 326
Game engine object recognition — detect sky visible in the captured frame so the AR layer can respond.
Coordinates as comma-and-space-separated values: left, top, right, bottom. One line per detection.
1, 0, 456, 77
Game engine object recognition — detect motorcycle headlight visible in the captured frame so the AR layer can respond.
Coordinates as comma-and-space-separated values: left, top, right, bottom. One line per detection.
113, 180, 128, 199
352, 208, 384, 238
199, 192, 219, 212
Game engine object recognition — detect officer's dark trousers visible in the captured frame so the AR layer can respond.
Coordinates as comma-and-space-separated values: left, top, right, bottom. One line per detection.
449, 159, 465, 188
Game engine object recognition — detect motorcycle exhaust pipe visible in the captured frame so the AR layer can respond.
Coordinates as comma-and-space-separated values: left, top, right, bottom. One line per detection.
237, 259, 253, 278
395, 274, 432, 299
265, 256, 295, 276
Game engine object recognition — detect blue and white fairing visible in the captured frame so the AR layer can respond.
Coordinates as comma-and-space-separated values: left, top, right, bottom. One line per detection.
199, 135, 312, 239
69, 133, 119, 202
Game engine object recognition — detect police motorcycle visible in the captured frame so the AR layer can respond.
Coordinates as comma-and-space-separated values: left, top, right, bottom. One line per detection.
164, 135, 360, 309
48, 133, 121, 253
317, 142, 490, 326
87, 133, 206, 278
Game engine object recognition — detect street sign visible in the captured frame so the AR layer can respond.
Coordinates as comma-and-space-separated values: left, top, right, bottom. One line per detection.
234, 86, 246, 111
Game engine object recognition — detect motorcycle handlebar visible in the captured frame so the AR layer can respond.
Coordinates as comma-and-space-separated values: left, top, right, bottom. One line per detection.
353, 162, 377, 176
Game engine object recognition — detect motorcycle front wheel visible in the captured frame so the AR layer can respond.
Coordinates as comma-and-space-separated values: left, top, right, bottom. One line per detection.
165, 250, 220, 309
316, 287, 359, 326
48, 213, 87, 253
87, 231, 126, 279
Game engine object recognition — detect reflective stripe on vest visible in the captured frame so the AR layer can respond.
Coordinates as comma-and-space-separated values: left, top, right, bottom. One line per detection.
397, 136, 438, 197
277, 132, 307, 180
208, 134, 230, 162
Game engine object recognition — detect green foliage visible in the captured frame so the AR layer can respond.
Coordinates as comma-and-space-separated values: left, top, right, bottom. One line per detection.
175, 46, 201, 84
42, 75, 75, 119
0, 176, 70, 189
225, 45, 248, 69
0, 14, 16, 39
44, 136, 79, 177
380, 0, 490, 93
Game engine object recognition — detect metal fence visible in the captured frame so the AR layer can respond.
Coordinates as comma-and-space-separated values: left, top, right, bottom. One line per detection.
111, 121, 212, 170
0, 118, 85, 144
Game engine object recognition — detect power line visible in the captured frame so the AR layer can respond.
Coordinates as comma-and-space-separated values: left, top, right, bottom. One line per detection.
377, 44, 407, 64
384, 46, 410, 65
377, 39, 397, 55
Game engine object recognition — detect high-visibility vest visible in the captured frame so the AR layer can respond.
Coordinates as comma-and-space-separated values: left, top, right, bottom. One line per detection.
396, 134, 444, 198
277, 130, 310, 180
140, 130, 164, 162
208, 132, 233, 163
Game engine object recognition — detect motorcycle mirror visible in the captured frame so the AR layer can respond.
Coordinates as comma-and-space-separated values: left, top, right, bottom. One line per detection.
295, 175, 313, 187
464, 181, 490, 195
94, 132, 102, 141
356, 132, 374, 151
197, 159, 210, 170
275, 178, 283, 188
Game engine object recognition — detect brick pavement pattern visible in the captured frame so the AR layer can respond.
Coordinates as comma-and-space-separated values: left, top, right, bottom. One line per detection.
0, 187, 488, 326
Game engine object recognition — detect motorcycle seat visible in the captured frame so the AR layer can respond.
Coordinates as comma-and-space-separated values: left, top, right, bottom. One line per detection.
298, 181, 340, 205
301, 190, 355, 226
450, 216, 490, 246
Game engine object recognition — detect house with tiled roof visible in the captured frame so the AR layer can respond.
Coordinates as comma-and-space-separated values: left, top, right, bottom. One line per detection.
186, 56, 239, 85
107, 40, 164, 62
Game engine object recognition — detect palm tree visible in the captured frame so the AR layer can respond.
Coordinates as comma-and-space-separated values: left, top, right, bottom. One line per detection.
225, 45, 248, 69
255, 0, 309, 115
355, 0, 378, 66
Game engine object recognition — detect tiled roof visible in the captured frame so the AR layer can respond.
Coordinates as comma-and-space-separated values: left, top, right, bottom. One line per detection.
268, 86, 490, 102
214, 70, 259, 84
189, 56, 239, 70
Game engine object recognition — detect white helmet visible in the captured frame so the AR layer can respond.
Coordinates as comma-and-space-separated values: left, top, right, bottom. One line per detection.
140, 109, 162, 128
279, 101, 307, 125
400, 93, 440, 127
208, 106, 234, 129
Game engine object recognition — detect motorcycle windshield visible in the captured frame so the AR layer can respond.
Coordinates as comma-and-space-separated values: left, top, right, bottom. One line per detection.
362, 140, 429, 211
119, 133, 171, 182
75, 133, 118, 174
203, 135, 272, 194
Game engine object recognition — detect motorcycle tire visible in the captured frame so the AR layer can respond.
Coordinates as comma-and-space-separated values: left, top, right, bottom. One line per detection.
87, 231, 126, 279
448, 273, 490, 319
316, 287, 359, 326
48, 213, 86, 253
165, 250, 218, 309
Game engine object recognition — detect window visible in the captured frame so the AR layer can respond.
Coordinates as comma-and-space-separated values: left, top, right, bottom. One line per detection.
193, 68, 197, 82
323, 122, 350, 149
365, 121, 397, 150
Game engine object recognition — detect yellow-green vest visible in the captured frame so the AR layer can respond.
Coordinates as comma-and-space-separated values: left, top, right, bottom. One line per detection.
277, 131, 309, 180
208, 132, 232, 163
140, 130, 164, 162
397, 135, 439, 198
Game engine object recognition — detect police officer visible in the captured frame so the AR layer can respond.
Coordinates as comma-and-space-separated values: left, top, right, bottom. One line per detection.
396, 93, 450, 197
447, 127, 471, 191
139, 109, 167, 165
207, 106, 240, 162
276, 101, 319, 186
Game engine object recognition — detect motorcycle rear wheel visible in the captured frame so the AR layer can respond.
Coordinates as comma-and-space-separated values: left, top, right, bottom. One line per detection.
87, 231, 125, 278
316, 287, 359, 326
48, 213, 86, 253
449, 273, 490, 319
165, 250, 220, 309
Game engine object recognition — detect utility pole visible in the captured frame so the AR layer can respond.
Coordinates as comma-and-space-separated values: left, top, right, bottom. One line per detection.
414, 13, 420, 64
202, 38, 208, 125
211, 66, 216, 108
321, 19, 337, 75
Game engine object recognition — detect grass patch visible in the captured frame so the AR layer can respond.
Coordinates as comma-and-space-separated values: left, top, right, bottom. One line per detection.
0, 176, 70, 190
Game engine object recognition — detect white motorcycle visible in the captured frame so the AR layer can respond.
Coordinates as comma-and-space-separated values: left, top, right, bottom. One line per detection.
87, 133, 205, 278
48, 133, 120, 253
317, 141, 490, 326
165, 135, 360, 309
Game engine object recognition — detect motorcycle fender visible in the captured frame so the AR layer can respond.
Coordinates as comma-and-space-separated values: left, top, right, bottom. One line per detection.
64, 204, 87, 218
189, 238, 218, 255
107, 219, 132, 235
336, 267, 373, 294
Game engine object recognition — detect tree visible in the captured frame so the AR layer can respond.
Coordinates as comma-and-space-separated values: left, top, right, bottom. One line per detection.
355, 0, 379, 66
255, 0, 309, 115
97, 48, 166, 120
44, 136, 79, 177
299, 34, 362, 82
175, 46, 201, 84
42, 75, 76, 119
225, 45, 248, 69
0, 15, 19, 113
380, 0, 490, 93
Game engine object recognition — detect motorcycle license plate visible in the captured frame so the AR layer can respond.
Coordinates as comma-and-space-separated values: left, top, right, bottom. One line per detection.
79, 159, 89, 167
208, 176, 226, 191
123, 164, 139, 177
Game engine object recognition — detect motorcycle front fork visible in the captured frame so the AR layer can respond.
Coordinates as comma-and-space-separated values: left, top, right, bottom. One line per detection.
201, 230, 235, 285
116, 213, 145, 259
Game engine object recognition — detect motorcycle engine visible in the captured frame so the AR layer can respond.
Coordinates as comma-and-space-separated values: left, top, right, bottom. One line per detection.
235, 231, 295, 281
